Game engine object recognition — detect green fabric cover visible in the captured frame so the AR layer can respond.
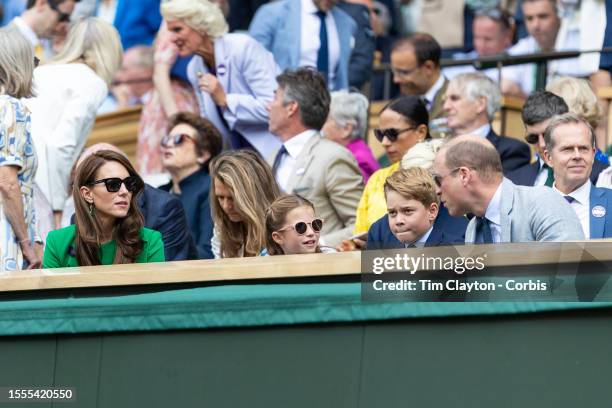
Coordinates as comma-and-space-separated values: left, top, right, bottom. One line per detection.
1, 282, 611, 336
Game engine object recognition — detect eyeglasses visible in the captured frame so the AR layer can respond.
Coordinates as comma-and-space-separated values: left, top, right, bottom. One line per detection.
277, 219, 324, 235
49, 1, 71, 23
431, 168, 461, 187
160, 133, 196, 148
89, 176, 142, 193
391, 66, 420, 78
524, 132, 541, 145
474, 7, 515, 30
373, 127, 416, 143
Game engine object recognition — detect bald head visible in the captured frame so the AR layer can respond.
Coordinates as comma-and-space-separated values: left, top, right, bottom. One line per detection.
441, 135, 503, 181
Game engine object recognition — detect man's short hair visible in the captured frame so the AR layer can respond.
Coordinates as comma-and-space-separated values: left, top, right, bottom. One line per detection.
543, 112, 596, 153
451, 72, 501, 122
522, 91, 568, 126
27, 0, 79, 9
443, 138, 503, 181
384, 167, 439, 208
391, 32, 441, 67
276, 67, 330, 131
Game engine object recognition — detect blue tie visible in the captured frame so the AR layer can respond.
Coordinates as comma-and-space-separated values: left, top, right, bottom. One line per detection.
476, 216, 493, 244
272, 145, 287, 176
564, 196, 575, 204
316, 10, 329, 84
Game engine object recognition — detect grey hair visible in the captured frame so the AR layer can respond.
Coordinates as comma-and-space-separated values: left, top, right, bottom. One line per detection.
328, 91, 369, 140
543, 112, 596, 153
0, 28, 35, 98
451, 72, 501, 121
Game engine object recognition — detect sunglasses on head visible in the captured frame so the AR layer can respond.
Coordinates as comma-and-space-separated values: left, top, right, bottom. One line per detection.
49, 2, 71, 23
160, 133, 196, 148
278, 219, 324, 235
373, 127, 415, 143
89, 176, 142, 193
524, 133, 541, 145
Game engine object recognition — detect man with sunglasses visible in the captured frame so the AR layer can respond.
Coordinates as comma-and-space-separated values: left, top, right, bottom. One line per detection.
8, 0, 77, 60
507, 91, 608, 187
432, 134, 583, 244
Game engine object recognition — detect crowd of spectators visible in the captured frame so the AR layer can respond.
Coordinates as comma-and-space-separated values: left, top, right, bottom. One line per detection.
1, 0, 612, 271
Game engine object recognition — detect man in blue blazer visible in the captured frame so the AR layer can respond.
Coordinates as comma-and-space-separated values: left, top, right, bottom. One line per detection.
366, 167, 468, 250
443, 72, 531, 174
249, 0, 357, 91
543, 113, 612, 239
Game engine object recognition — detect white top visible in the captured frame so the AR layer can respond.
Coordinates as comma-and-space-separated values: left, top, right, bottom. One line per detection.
553, 180, 591, 238
443, 50, 501, 83
299, 0, 341, 90
423, 74, 446, 111
11, 17, 40, 47
534, 157, 548, 187
275, 129, 317, 191
483, 182, 503, 243
26, 63, 108, 214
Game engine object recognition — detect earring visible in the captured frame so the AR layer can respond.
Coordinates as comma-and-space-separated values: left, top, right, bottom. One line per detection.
88, 202, 95, 217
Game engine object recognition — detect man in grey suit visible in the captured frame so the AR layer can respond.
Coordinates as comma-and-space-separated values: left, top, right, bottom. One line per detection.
268, 67, 364, 246
431, 135, 584, 243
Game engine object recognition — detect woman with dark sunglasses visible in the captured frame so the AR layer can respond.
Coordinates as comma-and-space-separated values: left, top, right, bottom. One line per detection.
344, 96, 431, 250
43, 150, 165, 268
159, 112, 223, 259
265, 195, 335, 256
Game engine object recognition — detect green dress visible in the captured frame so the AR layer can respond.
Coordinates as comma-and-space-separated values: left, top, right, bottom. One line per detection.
43, 225, 165, 268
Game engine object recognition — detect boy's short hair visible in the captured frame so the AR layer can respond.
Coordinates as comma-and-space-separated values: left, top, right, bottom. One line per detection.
384, 167, 439, 208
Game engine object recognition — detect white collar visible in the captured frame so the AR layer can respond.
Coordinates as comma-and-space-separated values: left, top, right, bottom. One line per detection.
302, 0, 320, 15
283, 129, 317, 159
424, 74, 445, 105
471, 123, 491, 138
553, 180, 591, 205
484, 182, 503, 227
12, 17, 40, 46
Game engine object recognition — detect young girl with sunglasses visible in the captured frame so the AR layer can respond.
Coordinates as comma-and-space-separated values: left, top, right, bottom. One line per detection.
265, 195, 335, 255
43, 150, 165, 268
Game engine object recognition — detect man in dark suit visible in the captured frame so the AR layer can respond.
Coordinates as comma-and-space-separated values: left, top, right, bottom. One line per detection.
444, 72, 531, 174
543, 113, 612, 239
366, 167, 467, 249
507, 91, 608, 186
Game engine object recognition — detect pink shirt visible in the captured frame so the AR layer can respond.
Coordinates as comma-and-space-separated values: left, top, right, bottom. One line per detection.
346, 139, 380, 184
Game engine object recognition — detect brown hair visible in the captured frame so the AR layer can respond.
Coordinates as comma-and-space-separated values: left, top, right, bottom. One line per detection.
209, 150, 281, 258
384, 167, 439, 208
265, 194, 320, 256
73, 150, 145, 266
443, 138, 503, 182
167, 112, 223, 171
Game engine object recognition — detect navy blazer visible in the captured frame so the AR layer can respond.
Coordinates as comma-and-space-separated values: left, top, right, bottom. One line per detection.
159, 169, 214, 259
336, 1, 375, 89
486, 129, 531, 174
589, 185, 612, 239
366, 205, 468, 249
507, 159, 609, 187
138, 184, 199, 261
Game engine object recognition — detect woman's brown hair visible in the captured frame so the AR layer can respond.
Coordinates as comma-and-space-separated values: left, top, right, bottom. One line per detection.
73, 150, 145, 265
265, 194, 321, 256
166, 112, 223, 171
209, 150, 280, 258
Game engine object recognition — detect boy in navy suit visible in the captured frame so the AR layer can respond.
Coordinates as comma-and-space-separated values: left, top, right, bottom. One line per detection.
366, 167, 467, 249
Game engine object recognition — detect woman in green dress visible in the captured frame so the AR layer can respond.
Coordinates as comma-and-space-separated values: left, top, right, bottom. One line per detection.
43, 150, 165, 268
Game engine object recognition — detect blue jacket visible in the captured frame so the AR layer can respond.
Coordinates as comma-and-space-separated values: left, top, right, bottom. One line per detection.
589, 185, 612, 239
249, 0, 357, 91
486, 129, 531, 175
159, 170, 214, 259
366, 205, 468, 249
112, 0, 161, 49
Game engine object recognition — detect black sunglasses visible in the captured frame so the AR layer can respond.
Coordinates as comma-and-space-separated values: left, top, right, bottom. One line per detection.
431, 168, 461, 187
277, 219, 324, 235
89, 176, 142, 193
160, 133, 196, 147
49, 2, 71, 23
524, 133, 541, 145
373, 127, 416, 143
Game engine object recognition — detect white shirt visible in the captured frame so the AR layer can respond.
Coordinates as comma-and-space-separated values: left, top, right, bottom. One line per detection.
534, 157, 549, 187
275, 129, 317, 191
470, 123, 491, 138
553, 180, 591, 238
423, 74, 446, 112
11, 17, 40, 47
300, 0, 341, 90
406, 226, 433, 248
483, 182, 503, 243
443, 50, 501, 83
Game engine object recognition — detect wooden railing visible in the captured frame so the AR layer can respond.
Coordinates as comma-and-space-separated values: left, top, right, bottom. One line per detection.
86, 106, 142, 163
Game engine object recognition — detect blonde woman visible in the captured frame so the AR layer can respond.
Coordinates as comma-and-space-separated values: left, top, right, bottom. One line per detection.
0, 30, 42, 271
209, 150, 281, 258
160, 0, 281, 158
27, 17, 123, 236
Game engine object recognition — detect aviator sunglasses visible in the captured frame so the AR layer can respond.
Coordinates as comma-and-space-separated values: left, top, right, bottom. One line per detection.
373, 127, 416, 143
89, 176, 142, 193
277, 219, 324, 235
160, 133, 196, 148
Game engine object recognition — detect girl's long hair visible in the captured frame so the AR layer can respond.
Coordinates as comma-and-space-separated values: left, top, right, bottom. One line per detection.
73, 150, 145, 265
209, 150, 280, 258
